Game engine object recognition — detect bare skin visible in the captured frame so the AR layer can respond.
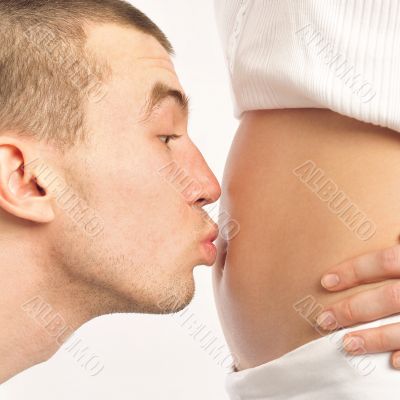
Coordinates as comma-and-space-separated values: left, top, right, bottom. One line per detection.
213, 108, 400, 371
0, 23, 220, 383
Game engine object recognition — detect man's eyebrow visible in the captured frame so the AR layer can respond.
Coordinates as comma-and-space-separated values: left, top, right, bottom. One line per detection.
142, 82, 190, 121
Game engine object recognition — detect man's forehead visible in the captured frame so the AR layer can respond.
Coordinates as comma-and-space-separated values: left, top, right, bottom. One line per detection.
86, 22, 173, 72
132, 56, 177, 78
86, 23, 187, 119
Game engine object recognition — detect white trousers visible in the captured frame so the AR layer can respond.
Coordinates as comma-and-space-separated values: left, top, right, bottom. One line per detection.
226, 314, 400, 399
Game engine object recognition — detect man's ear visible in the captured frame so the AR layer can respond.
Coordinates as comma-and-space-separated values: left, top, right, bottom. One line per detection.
0, 140, 55, 223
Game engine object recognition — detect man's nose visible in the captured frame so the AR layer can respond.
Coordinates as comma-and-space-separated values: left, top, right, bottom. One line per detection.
184, 148, 221, 208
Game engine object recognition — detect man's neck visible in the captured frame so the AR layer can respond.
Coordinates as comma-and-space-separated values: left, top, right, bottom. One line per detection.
0, 256, 91, 384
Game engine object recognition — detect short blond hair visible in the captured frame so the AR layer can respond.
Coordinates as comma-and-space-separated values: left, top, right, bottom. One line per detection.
0, 0, 173, 148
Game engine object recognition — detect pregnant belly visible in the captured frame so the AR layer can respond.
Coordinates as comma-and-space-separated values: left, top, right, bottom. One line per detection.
213, 108, 400, 371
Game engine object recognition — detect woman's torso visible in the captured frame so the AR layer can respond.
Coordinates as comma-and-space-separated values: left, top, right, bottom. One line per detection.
213, 108, 400, 370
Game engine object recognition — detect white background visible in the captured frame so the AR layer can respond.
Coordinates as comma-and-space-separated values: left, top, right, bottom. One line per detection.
0, 1, 238, 399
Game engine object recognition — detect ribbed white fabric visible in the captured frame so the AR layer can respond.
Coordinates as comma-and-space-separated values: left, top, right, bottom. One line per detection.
214, 0, 400, 133
226, 314, 400, 399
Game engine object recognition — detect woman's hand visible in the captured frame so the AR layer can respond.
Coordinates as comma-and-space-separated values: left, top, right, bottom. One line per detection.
318, 244, 400, 369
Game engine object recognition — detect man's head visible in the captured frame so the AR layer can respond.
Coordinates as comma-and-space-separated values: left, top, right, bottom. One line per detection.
0, 0, 221, 316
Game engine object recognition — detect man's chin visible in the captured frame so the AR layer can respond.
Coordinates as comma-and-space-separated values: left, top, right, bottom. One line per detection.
100, 267, 197, 315
155, 282, 195, 314
124, 275, 196, 315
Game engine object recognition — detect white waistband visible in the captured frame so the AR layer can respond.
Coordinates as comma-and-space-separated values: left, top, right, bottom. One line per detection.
226, 314, 400, 400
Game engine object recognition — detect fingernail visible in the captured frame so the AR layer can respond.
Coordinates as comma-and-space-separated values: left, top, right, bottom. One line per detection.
321, 274, 340, 289
393, 356, 400, 369
316, 311, 338, 330
343, 335, 365, 353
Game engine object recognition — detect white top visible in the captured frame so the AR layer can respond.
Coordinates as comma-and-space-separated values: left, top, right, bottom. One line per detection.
214, 0, 400, 133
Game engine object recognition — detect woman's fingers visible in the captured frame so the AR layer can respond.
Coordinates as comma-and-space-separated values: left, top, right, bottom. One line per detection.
341, 323, 400, 361
316, 282, 400, 330
321, 244, 400, 291
318, 247, 400, 366
391, 350, 400, 370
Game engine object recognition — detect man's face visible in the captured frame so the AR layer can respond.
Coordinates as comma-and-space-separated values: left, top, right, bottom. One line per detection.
49, 24, 221, 314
